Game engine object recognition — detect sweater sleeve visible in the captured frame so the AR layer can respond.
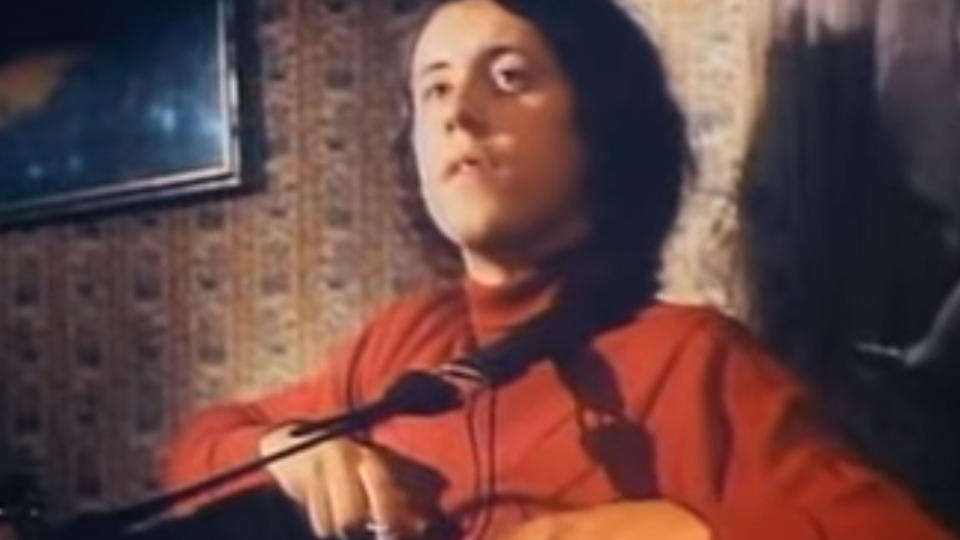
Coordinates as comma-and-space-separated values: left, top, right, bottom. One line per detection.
159, 322, 376, 511
647, 312, 955, 540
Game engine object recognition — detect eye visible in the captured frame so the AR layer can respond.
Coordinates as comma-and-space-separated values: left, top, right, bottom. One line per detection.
421, 80, 451, 102
490, 52, 533, 93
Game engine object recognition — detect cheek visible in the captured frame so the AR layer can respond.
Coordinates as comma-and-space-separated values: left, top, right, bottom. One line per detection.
411, 121, 431, 178
412, 121, 443, 190
411, 120, 456, 227
510, 106, 585, 193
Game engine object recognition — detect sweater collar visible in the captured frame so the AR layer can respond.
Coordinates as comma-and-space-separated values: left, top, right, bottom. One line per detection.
459, 244, 620, 344
461, 269, 561, 344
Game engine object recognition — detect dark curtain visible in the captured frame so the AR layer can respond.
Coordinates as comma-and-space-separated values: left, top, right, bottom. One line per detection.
742, 0, 960, 530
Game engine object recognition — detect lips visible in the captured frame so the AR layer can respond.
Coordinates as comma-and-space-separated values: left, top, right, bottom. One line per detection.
445, 151, 495, 181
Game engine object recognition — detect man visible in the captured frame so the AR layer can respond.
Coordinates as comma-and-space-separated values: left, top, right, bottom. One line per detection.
163, 1, 955, 539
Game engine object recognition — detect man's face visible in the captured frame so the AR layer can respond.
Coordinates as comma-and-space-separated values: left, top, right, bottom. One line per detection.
409, 0, 589, 260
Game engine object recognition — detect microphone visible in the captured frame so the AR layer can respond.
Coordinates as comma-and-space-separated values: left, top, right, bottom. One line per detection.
292, 280, 636, 438
312, 335, 545, 423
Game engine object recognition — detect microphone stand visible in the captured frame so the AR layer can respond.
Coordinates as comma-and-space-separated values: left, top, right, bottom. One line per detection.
48, 371, 465, 540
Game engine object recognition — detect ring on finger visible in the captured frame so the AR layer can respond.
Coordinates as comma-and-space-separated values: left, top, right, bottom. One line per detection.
365, 519, 401, 540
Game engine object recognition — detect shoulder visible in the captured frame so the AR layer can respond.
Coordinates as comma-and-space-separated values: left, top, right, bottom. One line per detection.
310, 282, 468, 398
366, 282, 466, 335
612, 301, 800, 392
347, 281, 470, 369
615, 301, 759, 353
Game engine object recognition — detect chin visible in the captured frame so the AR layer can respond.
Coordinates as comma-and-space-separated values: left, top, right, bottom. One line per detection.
446, 229, 503, 253
442, 221, 520, 255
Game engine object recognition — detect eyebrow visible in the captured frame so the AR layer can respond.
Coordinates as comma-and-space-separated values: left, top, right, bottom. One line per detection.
416, 60, 450, 80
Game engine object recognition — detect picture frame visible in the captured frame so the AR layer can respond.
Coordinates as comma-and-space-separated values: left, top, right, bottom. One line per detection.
0, 0, 256, 227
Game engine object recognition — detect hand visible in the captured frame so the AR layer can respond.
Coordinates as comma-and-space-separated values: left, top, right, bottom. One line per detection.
497, 500, 711, 540
260, 425, 427, 539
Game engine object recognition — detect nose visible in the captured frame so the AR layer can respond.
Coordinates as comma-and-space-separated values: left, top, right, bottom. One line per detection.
443, 77, 487, 136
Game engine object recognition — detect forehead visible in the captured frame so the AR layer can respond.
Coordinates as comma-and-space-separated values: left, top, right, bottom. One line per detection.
411, 0, 554, 74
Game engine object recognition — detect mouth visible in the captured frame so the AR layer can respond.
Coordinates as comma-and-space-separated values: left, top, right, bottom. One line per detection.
445, 152, 496, 181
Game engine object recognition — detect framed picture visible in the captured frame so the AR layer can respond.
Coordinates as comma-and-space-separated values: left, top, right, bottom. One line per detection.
0, 0, 255, 227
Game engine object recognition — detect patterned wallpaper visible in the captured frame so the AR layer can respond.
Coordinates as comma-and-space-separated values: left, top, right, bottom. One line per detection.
627, 0, 761, 315
0, 0, 757, 518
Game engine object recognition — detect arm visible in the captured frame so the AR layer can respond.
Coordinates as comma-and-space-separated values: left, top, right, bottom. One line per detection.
649, 314, 956, 540
497, 312, 955, 540
160, 327, 373, 509
158, 291, 447, 536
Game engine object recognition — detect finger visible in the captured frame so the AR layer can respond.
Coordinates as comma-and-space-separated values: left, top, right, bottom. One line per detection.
272, 467, 306, 504
322, 442, 369, 536
357, 447, 426, 537
305, 462, 334, 539
261, 427, 308, 502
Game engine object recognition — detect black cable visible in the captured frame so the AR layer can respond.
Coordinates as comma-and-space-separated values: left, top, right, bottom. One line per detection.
460, 392, 483, 538
472, 388, 498, 540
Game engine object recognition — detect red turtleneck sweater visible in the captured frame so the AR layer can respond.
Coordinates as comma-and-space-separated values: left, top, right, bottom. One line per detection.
161, 270, 954, 540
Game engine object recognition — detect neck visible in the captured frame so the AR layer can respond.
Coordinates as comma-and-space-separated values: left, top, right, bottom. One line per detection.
461, 251, 539, 287
460, 218, 593, 286
461, 233, 595, 287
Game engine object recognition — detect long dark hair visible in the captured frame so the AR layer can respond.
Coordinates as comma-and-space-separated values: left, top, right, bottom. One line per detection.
390, 0, 690, 288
